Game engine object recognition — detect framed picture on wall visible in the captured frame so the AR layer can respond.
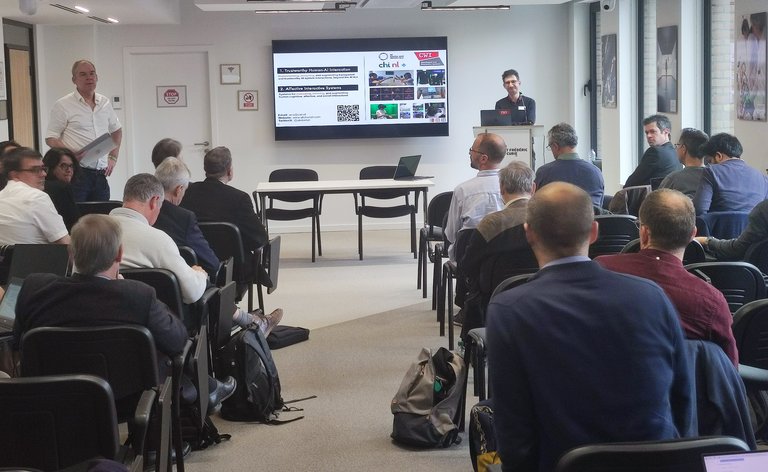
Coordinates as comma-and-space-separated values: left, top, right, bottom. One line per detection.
736, 12, 767, 121
220, 64, 241, 85
238, 90, 258, 111
601, 34, 617, 109
657, 25, 678, 114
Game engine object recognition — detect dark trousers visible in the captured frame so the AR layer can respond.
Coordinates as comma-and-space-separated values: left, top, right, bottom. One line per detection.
72, 168, 110, 202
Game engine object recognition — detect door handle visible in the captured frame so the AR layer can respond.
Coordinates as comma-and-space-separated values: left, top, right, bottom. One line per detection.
194, 140, 210, 147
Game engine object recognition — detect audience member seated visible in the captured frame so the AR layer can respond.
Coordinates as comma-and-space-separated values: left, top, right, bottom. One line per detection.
487, 182, 693, 472
151, 137, 182, 168
535, 122, 603, 206
180, 146, 270, 289
42, 147, 82, 231
696, 199, 768, 260
12, 214, 236, 405
624, 114, 681, 187
461, 161, 534, 337
445, 132, 506, 262
153, 157, 220, 276
693, 133, 768, 215
0, 147, 70, 245
659, 128, 709, 198
0, 139, 20, 191
596, 189, 737, 366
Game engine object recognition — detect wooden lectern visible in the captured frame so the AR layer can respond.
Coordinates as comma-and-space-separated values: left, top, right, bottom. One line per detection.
473, 125, 545, 170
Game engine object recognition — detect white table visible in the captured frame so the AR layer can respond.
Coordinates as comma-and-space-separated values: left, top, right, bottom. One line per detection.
254, 178, 435, 224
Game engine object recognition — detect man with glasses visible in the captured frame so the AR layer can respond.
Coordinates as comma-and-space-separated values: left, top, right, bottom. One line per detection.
624, 114, 681, 187
0, 147, 69, 245
658, 128, 709, 198
495, 69, 536, 124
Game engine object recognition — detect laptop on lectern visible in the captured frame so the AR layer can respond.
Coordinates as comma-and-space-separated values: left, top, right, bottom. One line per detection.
480, 109, 513, 127
393, 155, 432, 180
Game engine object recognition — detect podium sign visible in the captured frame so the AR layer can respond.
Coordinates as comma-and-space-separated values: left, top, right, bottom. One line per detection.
473, 125, 545, 169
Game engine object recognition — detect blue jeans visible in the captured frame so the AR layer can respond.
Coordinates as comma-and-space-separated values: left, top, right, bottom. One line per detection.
72, 168, 110, 202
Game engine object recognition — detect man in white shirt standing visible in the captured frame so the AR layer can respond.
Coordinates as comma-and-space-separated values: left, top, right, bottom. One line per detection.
46, 59, 122, 202
0, 148, 69, 245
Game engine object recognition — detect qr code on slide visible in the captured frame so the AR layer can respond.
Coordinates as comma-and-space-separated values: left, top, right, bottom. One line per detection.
337, 104, 360, 122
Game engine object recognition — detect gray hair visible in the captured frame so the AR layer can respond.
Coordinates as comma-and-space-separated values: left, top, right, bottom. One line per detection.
203, 146, 232, 178
70, 214, 121, 275
155, 157, 191, 192
547, 122, 578, 148
123, 173, 164, 203
499, 161, 534, 195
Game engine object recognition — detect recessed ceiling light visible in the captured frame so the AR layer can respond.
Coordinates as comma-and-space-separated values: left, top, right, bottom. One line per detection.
107, 17, 119, 23
74, 5, 89, 13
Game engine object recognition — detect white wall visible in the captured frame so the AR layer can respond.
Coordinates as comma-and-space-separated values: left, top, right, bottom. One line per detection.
34, 2, 576, 231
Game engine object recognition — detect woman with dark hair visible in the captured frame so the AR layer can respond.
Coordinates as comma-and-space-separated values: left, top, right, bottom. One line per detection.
151, 138, 182, 168
42, 147, 81, 230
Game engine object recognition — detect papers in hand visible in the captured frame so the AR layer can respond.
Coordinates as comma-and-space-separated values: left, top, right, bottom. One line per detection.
77, 133, 116, 168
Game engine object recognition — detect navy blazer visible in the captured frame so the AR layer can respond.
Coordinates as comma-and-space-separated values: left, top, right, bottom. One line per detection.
154, 201, 220, 274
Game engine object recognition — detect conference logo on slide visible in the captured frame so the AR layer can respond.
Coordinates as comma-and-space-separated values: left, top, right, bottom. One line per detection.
415, 51, 443, 66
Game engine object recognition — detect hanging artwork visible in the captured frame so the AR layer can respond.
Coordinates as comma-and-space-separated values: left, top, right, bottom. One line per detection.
736, 12, 767, 121
601, 34, 617, 108
657, 25, 678, 114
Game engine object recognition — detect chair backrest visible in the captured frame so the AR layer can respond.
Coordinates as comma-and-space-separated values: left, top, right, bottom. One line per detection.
267, 168, 320, 203
198, 221, 247, 282
620, 239, 706, 265
589, 215, 640, 258
608, 185, 651, 216
178, 245, 198, 267
0, 245, 13, 286
685, 262, 767, 313
0, 374, 120, 471
744, 239, 768, 275
490, 273, 535, 300
8, 244, 71, 280
480, 244, 538, 297
555, 436, 750, 472
696, 211, 750, 239
190, 325, 209, 428
20, 326, 160, 402
75, 200, 123, 216
210, 281, 236, 351
358, 166, 410, 200
649, 176, 664, 190
121, 268, 185, 319
733, 299, 768, 370
426, 191, 453, 229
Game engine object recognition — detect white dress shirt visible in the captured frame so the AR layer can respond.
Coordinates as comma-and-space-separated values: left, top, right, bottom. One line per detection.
0, 180, 68, 244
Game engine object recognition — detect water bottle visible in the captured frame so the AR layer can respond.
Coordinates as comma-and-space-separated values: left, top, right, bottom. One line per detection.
590, 149, 597, 162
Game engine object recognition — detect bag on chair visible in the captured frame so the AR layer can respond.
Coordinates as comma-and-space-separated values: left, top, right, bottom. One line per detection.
469, 399, 501, 472
390, 347, 466, 448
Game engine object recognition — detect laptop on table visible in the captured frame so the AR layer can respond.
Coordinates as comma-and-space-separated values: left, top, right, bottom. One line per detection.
0, 277, 23, 335
702, 450, 768, 472
393, 155, 432, 181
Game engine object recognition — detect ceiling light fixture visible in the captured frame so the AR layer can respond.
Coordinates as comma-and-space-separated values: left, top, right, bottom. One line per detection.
252, 2, 354, 13
107, 17, 119, 23
420, 1, 510, 11
73, 5, 89, 13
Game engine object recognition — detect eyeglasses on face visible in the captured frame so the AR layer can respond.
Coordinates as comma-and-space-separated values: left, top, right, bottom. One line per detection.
57, 163, 74, 171
17, 166, 47, 175
469, 147, 486, 156
674, 143, 685, 149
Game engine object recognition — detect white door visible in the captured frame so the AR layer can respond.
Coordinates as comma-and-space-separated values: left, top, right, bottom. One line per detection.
123, 46, 217, 186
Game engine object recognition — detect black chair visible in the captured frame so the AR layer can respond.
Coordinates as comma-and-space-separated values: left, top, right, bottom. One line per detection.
417, 191, 452, 298
178, 245, 198, 267
354, 166, 418, 260
121, 268, 185, 319
588, 215, 639, 258
0, 374, 141, 472
6, 243, 71, 280
744, 239, 768, 275
437, 229, 473, 350
0, 245, 12, 286
555, 436, 750, 472
607, 185, 651, 216
620, 238, 706, 265
696, 211, 750, 239
20, 326, 163, 472
685, 262, 767, 314
254, 168, 323, 262
732, 299, 768, 440
199, 221, 261, 312
76, 200, 123, 216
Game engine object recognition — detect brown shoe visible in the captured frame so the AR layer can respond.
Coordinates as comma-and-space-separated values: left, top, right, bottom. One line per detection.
262, 308, 283, 337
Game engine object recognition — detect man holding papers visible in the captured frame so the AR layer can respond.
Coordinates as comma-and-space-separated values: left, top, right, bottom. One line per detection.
46, 59, 122, 201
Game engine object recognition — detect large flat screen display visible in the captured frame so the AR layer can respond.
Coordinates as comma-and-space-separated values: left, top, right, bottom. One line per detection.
272, 37, 448, 141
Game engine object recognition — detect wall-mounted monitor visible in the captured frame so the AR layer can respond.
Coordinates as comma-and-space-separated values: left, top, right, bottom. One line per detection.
272, 37, 448, 141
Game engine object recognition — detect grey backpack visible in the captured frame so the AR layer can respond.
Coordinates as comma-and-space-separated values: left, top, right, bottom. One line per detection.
391, 347, 466, 448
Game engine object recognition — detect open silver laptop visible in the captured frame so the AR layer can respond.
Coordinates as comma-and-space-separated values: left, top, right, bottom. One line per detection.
0, 277, 23, 335
702, 450, 768, 472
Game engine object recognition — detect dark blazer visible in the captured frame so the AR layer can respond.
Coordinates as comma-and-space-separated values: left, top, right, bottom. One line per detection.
154, 201, 220, 274
44, 179, 80, 231
625, 142, 681, 187
13, 273, 188, 375
180, 177, 268, 253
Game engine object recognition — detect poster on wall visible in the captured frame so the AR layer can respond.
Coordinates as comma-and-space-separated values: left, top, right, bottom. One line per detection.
736, 12, 767, 121
657, 25, 678, 114
601, 34, 617, 109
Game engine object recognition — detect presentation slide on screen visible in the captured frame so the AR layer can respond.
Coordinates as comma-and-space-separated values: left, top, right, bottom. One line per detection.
274, 49, 447, 128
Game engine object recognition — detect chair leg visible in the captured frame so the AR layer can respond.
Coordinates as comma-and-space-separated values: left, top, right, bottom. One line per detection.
316, 214, 322, 256
447, 276, 454, 350
438, 268, 447, 337
417, 233, 424, 290
358, 213, 364, 261
311, 215, 316, 263
421, 242, 428, 299
256, 283, 264, 313
477, 346, 487, 401
432, 255, 442, 312
411, 213, 417, 258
